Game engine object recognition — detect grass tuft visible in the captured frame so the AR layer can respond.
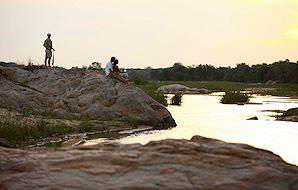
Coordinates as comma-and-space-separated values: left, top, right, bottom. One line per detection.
144, 89, 168, 106
0, 119, 75, 146
78, 120, 93, 133
129, 119, 140, 128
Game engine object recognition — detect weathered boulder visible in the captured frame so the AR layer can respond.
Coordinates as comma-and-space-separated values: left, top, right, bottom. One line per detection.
278, 108, 298, 122
0, 62, 176, 128
0, 136, 297, 189
157, 84, 211, 94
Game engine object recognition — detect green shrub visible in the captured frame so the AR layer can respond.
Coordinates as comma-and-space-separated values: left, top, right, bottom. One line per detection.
144, 89, 168, 106
20, 80, 29, 87
63, 99, 71, 105
44, 141, 63, 148
171, 93, 183, 105
220, 91, 250, 104
78, 120, 93, 133
0, 119, 75, 146
44, 112, 89, 121
0, 120, 30, 144
35, 119, 51, 137
129, 119, 140, 128
23, 111, 33, 117
133, 77, 148, 85
52, 122, 75, 135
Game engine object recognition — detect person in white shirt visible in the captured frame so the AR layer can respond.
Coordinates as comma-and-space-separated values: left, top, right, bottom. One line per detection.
105, 57, 130, 84
105, 57, 115, 76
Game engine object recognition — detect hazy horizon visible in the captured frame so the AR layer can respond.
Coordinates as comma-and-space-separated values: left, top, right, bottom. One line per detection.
0, 0, 297, 69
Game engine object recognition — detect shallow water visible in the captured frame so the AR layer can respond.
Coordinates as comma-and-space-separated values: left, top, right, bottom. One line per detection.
86, 94, 298, 165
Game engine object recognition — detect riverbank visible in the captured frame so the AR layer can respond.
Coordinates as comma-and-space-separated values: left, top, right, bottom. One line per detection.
137, 81, 298, 97
0, 108, 155, 148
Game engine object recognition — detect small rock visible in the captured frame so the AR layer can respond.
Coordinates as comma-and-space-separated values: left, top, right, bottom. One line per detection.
247, 116, 258, 120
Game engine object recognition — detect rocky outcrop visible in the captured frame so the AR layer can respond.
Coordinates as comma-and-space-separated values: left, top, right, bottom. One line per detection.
0, 136, 297, 189
278, 108, 298, 122
157, 84, 211, 94
0, 62, 176, 128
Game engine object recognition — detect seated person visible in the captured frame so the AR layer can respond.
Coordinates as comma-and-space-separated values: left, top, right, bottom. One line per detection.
105, 56, 115, 76
113, 60, 129, 78
105, 58, 130, 84
112, 60, 121, 74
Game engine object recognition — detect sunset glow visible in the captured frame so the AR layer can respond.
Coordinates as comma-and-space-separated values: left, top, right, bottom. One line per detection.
0, 0, 297, 68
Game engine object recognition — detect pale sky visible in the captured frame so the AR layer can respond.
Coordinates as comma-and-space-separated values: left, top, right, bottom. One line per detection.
0, 0, 297, 68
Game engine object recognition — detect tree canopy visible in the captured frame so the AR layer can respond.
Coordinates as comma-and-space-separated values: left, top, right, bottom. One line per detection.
128, 60, 298, 83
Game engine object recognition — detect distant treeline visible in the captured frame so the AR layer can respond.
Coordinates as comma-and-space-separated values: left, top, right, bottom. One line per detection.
127, 59, 298, 83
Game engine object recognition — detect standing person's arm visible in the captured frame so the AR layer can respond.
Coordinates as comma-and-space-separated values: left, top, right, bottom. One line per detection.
50, 41, 55, 51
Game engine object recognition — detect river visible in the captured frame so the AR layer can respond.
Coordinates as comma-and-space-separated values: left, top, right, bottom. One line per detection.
86, 93, 298, 165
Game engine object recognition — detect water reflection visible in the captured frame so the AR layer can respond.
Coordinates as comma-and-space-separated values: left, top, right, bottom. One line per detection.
87, 94, 298, 165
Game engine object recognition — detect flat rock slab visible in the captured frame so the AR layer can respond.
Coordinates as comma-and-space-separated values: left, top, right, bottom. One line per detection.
1, 136, 297, 190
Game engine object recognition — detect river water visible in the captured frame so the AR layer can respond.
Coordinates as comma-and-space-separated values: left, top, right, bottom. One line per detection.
87, 93, 298, 165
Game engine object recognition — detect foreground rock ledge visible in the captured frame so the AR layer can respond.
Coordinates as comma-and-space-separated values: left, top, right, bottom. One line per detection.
1, 136, 297, 190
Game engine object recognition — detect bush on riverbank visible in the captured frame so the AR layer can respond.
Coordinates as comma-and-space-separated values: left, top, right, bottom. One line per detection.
144, 89, 168, 106
171, 93, 183, 105
221, 91, 250, 104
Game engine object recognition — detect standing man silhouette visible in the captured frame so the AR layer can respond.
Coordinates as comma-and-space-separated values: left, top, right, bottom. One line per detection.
43, 33, 55, 67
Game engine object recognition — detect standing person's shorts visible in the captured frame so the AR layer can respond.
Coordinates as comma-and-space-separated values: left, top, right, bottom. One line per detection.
45, 50, 52, 58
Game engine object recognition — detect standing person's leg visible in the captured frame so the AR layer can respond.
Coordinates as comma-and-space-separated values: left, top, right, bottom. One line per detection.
45, 50, 52, 67
44, 55, 48, 67
48, 57, 52, 67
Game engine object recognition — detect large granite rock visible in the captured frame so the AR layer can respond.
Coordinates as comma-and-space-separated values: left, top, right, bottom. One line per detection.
0, 136, 297, 189
0, 62, 176, 128
157, 84, 211, 94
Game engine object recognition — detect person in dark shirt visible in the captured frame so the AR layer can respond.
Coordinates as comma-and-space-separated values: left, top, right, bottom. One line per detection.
43, 33, 55, 67
109, 59, 130, 84
112, 59, 121, 74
